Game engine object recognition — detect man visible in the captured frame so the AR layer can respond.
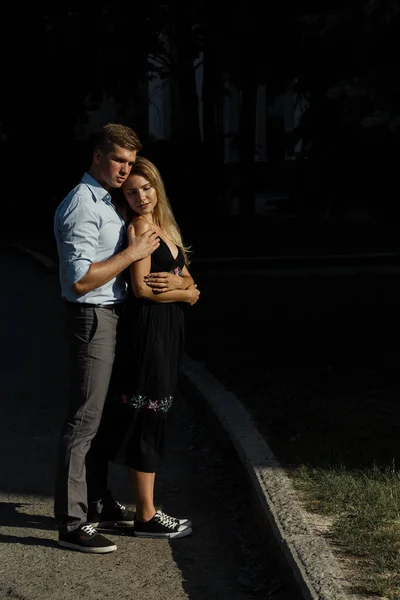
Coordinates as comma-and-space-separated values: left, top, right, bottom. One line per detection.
53, 123, 160, 553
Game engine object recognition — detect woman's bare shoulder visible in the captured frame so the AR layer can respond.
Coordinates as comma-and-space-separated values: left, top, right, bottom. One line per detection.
130, 216, 151, 234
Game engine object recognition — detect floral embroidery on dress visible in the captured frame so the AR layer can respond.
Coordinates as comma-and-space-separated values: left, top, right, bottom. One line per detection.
170, 266, 182, 276
122, 393, 173, 413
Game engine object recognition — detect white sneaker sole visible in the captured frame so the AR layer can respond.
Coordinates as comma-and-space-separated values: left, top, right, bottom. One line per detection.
134, 526, 192, 539
90, 516, 187, 528
58, 540, 117, 553
176, 519, 192, 527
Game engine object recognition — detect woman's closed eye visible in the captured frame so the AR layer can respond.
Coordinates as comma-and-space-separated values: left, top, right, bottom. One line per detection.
127, 186, 152, 196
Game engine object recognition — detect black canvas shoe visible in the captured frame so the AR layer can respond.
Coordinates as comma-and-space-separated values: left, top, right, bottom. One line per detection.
87, 501, 135, 528
58, 524, 117, 553
134, 510, 192, 539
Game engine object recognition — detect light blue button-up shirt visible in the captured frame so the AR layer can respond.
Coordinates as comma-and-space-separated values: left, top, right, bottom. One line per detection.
54, 172, 127, 305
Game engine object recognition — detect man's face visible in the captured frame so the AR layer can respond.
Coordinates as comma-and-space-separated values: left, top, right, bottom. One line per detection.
94, 144, 137, 191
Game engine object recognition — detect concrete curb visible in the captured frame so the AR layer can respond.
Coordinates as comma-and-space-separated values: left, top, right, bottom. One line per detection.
180, 355, 350, 600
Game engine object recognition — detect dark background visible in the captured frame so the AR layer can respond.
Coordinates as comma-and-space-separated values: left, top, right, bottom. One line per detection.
2, 8, 400, 598
2, 2, 400, 475
1, 0, 399, 261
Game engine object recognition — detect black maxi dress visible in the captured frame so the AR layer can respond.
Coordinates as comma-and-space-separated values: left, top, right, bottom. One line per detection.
104, 238, 186, 473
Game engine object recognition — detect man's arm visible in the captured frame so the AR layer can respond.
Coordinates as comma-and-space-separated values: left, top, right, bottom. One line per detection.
130, 260, 200, 305
57, 197, 159, 296
143, 265, 195, 292
73, 229, 160, 295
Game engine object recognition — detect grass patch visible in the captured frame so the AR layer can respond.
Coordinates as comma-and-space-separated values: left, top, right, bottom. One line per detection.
294, 464, 400, 598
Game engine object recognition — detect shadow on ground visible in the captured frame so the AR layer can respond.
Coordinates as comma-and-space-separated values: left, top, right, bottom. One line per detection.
0, 249, 294, 600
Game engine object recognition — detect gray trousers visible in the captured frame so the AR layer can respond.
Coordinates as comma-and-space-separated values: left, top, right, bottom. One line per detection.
54, 303, 121, 533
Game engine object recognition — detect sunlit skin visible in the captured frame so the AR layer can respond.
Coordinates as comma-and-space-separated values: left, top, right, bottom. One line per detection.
122, 174, 158, 220
122, 173, 197, 296
122, 174, 180, 261
90, 144, 137, 192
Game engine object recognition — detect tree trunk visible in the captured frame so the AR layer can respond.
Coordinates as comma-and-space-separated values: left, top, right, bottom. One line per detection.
202, 31, 229, 216
171, 6, 201, 148
238, 54, 257, 218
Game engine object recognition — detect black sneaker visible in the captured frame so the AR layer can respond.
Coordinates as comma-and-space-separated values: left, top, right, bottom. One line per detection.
58, 524, 117, 553
87, 501, 135, 528
134, 510, 192, 539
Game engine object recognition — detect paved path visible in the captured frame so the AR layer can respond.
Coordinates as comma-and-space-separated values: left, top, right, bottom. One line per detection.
0, 250, 292, 600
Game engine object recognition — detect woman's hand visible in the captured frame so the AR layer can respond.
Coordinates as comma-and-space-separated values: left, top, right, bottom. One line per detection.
144, 271, 184, 292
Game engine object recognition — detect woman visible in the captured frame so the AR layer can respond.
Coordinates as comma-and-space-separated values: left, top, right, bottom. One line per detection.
105, 156, 200, 539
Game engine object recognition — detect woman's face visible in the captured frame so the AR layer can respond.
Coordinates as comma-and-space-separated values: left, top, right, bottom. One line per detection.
122, 174, 158, 217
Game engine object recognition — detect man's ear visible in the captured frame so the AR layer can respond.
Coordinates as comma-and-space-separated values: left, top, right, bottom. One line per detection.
93, 149, 102, 164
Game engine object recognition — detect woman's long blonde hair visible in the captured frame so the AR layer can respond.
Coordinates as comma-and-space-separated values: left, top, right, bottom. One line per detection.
120, 156, 191, 265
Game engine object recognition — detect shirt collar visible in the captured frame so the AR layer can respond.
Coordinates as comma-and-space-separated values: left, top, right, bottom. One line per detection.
81, 172, 112, 205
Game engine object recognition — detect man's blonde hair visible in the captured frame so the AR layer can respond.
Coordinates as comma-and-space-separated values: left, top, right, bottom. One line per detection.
94, 123, 142, 154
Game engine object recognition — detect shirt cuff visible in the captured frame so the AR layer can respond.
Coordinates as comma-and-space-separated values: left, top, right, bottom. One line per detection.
67, 259, 92, 287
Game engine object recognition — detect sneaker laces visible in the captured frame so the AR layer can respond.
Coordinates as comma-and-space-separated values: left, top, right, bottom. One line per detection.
154, 510, 178, 529
157, 510, 181, 525
81, 524, 97, 536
